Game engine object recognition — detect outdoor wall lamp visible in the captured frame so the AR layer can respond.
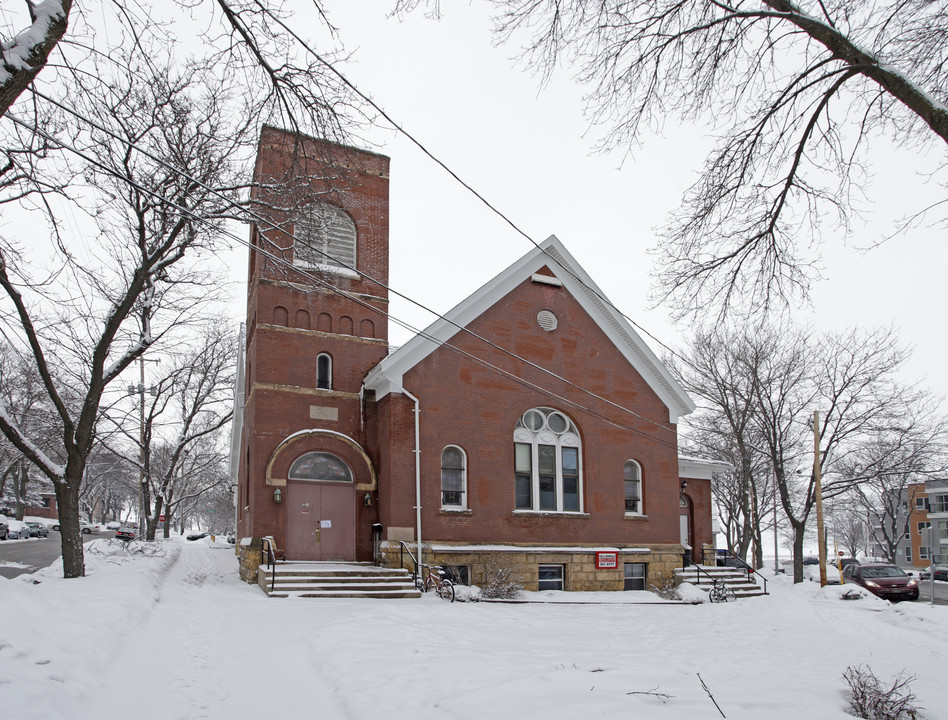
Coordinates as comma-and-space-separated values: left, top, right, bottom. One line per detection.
363, 492, 372, 507
680, 480, 688, 491
273, 487, 283, 504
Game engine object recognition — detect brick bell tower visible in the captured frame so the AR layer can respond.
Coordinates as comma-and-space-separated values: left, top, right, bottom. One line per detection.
237, 126, 389, 561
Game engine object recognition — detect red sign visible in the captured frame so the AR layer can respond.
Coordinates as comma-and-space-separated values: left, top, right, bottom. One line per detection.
596, 552, 619, 569
159, 515, 165, 522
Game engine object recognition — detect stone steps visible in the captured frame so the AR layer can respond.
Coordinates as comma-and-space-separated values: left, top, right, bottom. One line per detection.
674, 565, 767, 598
258, 562, 422, 599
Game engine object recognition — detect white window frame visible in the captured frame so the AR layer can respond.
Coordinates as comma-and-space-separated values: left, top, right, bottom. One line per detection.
624, 460, 643, 516
920, 546, 929, 560
513, 408, 582, 513
918, 521, 931, 536
916, 496, 929, 511
905, 547, 913, 562
538, 564, 565, 591
316, 352, 332, 390
440, 445, 468, 509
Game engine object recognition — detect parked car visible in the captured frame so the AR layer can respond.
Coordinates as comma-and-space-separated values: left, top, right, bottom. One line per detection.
803, 556, 819, 565
0, 515, 8, 540
49, 520, 61, 531
7, 519, 32, 539
919, 564, 948, 582
26, 521, 49, 538
842, 562, 919, 602
79, 522, 102, 534
106, 521, 122, 530
115, 525, 137, 541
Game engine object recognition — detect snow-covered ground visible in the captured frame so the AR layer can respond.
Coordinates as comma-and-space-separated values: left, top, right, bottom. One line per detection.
2, 538, 946, 720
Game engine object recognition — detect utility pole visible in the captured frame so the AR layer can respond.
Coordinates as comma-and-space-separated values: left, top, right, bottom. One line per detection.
813, 410, 828, 587
128, 356, 159, 536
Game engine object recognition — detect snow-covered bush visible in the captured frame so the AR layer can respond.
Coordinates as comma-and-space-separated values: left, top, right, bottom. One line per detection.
479, 554, 522, 599
842, 665, 921, 720
648, 576, 678, 600
674, 582, 708, 604
453, 584, 482, 602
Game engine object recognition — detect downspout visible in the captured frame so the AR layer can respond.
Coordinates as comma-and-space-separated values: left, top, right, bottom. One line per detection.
399, 386, 423, 575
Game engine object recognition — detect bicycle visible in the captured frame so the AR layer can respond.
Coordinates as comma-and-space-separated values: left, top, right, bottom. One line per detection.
708, 579, 736, 603
416, 565, 456, 602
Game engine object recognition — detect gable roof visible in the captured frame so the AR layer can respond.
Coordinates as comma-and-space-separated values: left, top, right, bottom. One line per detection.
363, 235, 696, 423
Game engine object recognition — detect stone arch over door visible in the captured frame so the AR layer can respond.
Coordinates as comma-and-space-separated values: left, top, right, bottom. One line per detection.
266, 430, 376, 561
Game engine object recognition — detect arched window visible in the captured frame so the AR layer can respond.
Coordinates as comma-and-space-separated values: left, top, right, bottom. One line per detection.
273, 306, 288, 326
360, 318, 375, 338
294, 202, 356, 270
338, 315, 354, 335
288, 452, 352, 482
316, 353, 332, 390
441, 446, 467, 509
513, 407, 582, 512
624, 460, 643, 515
317, 312, 332, 333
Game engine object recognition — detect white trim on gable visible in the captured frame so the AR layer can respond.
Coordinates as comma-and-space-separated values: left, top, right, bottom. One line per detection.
363, 235, 696, 422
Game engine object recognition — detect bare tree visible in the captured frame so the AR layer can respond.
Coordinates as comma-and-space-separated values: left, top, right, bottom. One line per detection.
674, 330, 772, 566
679, 322, 934, 581
0, 48, 249, 577
825, 497, 869, 559
400, 0, 948, 318
843, 408, 948, 562
1, 1, 359, 138
103, 323, 235, 540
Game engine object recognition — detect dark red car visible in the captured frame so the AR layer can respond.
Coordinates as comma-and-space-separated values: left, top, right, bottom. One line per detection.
842, 563, 919, 602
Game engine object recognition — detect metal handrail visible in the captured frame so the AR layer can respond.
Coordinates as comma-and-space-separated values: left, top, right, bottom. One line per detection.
703, 547, 768, 595
397, 541, 421, 586
262, 536, 277, 593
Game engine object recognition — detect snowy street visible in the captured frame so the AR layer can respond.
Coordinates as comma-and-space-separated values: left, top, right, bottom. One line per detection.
3, 538, 947, 719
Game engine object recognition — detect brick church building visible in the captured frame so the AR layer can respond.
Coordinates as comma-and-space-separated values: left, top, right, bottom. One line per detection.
233, 126, 722, 591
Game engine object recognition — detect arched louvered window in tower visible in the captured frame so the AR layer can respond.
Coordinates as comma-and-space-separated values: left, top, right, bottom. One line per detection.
294, 202, 356, 270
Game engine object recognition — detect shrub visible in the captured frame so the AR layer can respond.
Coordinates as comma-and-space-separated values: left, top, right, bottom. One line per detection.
479, 553, 523, 599
842, 665, 921, 720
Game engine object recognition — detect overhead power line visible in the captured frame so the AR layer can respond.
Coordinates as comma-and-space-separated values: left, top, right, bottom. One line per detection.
24, 87, 683, 443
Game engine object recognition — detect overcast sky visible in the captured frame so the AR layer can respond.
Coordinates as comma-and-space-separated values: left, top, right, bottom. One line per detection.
229, 2, 946, 413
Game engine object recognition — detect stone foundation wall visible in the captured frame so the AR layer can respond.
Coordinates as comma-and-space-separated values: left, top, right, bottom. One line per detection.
379, 542, 685, 592
236, 537, 263, 584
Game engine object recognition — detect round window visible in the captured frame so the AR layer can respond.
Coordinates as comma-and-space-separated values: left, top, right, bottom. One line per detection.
522, 409, 545, 431
547, 412, 568, 434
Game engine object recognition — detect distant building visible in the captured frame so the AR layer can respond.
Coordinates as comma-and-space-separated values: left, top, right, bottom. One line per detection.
231, 126, 726, 591
870, 481, 948, 566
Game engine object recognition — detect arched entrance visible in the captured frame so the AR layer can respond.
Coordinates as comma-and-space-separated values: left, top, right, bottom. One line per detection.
285, 452, 355, 561
265, 430, 377, 562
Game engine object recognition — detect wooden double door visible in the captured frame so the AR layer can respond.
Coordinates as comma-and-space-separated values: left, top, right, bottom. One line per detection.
285, 480, 356, 561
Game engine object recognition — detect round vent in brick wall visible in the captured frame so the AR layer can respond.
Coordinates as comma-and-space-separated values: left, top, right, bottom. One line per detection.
536, 310, 558, 332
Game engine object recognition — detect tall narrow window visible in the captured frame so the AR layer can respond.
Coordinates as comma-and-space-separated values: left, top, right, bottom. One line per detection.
316, 353, 332, 390
512, 407, 582, 513
624, 460, 642, 515
515, 443, 532, 509
441, 446, 467, 508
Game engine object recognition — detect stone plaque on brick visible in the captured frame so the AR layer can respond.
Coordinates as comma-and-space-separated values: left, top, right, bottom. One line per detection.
309, 405, 338, 421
